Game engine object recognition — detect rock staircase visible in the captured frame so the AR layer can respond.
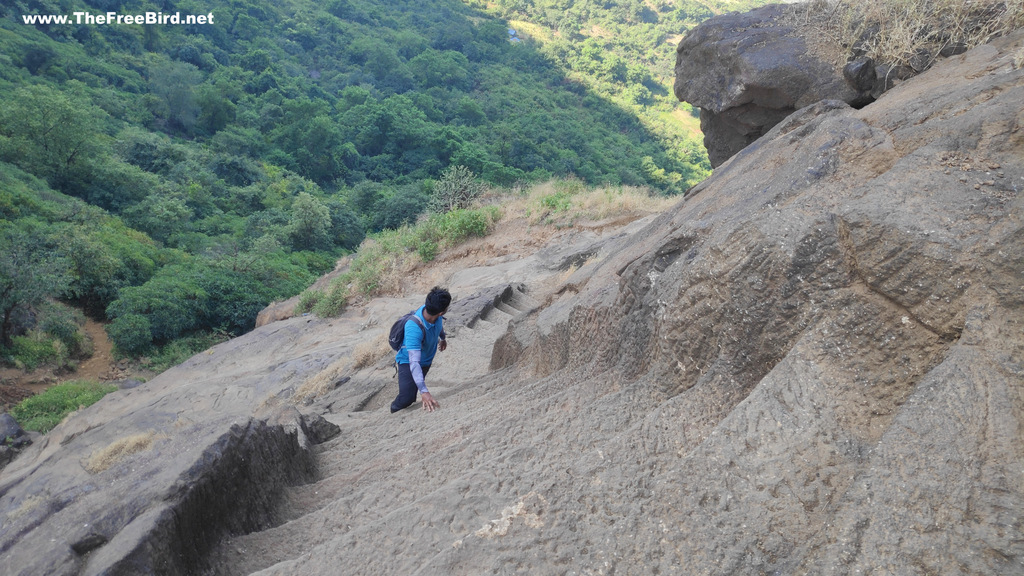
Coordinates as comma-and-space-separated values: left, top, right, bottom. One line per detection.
199, 284, 541, 575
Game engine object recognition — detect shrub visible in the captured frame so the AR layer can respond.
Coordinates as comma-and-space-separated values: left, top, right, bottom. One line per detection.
105, 265, 206, 343
0, 219, 73, 348
295, 289, 323, 314
106, 313, 152, 356
437, 207, 498, 240
414, 206, 500, 261
416, 239, 439, 262
540, 191, 573, 213
11, 380, 117, 434
428, 165, 486, 213
312, 283, 348, 317
8, 333, 58, 371
38, 301, 88, 358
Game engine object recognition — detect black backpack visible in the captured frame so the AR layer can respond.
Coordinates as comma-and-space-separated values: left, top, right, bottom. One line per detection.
388, 310, 426, 351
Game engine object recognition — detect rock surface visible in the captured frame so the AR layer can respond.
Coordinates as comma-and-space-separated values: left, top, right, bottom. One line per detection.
674, 4, 880, 167
2, 29, 1023, 576
0, 414, 31, 469
674, 4, 858, 167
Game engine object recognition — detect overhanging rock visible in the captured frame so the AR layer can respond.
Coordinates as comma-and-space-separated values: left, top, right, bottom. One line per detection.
674, 4, 859, 167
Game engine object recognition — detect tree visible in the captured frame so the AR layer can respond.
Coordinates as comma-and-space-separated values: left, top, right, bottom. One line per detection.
122, 193, 194, 243
0, 221, 72, 347
194, 264, 276, 335
288, 116, 351, 184
373, 184, 429, 231
326, 199, 366, 249
148, 58, 203, 134
105, 265, 207, 345
455, 97, 486, 125
287, 192, 332, 251
0, 85, 104, 191
195, 84, 237, 136
60, 222, 151, 315
409, 49, 470, 89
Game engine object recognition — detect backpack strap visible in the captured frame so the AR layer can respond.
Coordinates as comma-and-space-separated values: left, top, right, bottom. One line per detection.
408, 313, 425, 333
407, 313, 426, 345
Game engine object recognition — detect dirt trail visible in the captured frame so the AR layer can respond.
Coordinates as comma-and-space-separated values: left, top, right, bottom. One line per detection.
75, 318, 116, 382
0, 318, 121, 408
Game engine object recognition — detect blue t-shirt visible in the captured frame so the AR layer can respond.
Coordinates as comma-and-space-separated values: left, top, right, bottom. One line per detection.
395, 306, 444, 366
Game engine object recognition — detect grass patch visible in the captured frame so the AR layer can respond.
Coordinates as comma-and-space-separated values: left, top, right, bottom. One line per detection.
308, 205, 502, 317
8, 495, 47, 521
291, 334, 390, 403
524, 180, 676, 226
10, 380, 118, 434
294, 356, 351, 404
84, 431, 158, 473
298, 178, 673, 318
353, 333, 391, 370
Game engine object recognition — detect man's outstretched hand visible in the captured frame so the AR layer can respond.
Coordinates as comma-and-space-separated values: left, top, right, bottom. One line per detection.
421, 392, 440, 412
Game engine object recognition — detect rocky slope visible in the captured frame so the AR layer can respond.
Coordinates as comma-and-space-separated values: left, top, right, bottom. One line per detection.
1, 28, 1023, 576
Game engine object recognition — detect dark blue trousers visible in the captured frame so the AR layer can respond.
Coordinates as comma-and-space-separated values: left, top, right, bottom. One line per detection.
391, 363, 431, 413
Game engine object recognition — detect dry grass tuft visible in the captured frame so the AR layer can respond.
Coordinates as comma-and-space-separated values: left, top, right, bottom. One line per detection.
293, 356, 351, 403
8, 495, 47, 521
353, 333, 391, 370
575, 186, 678, 219
84, 431, 158, 474
794, 0, 1024, 69
507, 180, 677, 227
291, 334, 389, 404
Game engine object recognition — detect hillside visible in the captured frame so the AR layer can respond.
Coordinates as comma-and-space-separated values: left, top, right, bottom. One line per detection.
0, 0, 716, 374
1, 25, 1021, 576
463, 0, 773, 172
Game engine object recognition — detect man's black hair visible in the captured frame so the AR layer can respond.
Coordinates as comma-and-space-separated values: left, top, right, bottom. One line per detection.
424, 286, 451, 315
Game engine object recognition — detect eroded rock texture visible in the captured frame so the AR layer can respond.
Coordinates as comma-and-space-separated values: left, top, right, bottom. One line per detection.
1, 29, 1022, 576
497, 33, 1024, 575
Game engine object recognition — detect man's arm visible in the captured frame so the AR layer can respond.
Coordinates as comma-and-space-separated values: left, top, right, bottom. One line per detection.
407, 349, 428, 394
407, 348, 440, 412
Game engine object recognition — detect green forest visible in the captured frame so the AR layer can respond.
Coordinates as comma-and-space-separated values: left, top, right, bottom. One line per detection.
0, 0, 767, 371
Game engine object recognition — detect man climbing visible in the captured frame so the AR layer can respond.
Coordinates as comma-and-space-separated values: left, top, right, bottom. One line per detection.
391, 286, 450, 413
